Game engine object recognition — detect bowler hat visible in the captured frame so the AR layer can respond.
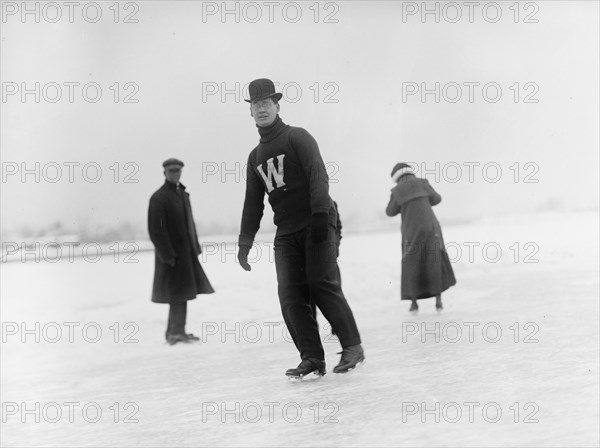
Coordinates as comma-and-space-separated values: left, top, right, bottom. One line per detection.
244, 78, 283, 103
163, 158, 184, 168
390, 163, 412, 177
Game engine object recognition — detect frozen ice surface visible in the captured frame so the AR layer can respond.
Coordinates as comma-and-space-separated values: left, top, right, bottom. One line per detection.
1, 210, 598, 447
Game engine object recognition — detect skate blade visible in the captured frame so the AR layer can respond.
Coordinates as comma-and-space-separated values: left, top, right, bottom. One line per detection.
166, 340, 190, 346
286, 371, 326, 381
334, 359, 366, 374
166, 338, 194, 346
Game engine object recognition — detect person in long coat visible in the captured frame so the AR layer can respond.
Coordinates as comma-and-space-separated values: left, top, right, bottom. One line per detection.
148, 158, 214, 344
385, 163, 456, 312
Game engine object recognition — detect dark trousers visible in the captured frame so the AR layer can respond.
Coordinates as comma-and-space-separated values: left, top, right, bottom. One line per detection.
274, 226, 361, 360
310, 264, 341, 334
166, 301, 187, 337
310, 238, 341, 334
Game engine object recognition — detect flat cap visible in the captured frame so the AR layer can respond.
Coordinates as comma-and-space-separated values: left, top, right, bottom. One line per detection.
162, 158, 184, 168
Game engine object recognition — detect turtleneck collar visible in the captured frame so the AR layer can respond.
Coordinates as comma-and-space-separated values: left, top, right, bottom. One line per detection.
257, 115, 288, 143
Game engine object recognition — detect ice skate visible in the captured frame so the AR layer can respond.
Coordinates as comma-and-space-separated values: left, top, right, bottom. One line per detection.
285, 358, 326, 379
333, 344, 365, 374
435, 295, 443, 312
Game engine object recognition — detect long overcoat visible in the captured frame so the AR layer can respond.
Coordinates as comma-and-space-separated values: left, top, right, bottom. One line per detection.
148, 181, 214, 303
385, 175, 456, 300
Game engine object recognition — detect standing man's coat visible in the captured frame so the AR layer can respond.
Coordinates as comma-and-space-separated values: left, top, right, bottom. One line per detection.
148, 181, 214, 303
386, 173, 456, 300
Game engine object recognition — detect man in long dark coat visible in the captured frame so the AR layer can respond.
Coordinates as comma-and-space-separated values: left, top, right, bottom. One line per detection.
148, 158, 214, 345
385, 163, 456, 312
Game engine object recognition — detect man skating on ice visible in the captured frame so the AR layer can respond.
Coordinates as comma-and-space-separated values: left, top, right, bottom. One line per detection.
237, 78, 364, 377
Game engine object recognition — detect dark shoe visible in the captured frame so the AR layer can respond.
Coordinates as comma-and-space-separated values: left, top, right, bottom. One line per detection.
409, 301, 419, 313
333, 344, 365, 373
166, 333, 189, 345
185, 333, 200, 342
285, 358, 326, 378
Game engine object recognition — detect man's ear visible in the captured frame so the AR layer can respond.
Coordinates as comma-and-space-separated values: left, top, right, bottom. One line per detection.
250, 105, 254, 117
276, 103, 280, 113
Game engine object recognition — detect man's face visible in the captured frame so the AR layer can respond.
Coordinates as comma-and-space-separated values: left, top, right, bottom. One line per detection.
250, 98, 280, 127
164, 165, 182, 184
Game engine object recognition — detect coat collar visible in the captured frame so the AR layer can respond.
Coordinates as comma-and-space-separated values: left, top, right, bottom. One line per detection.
164, 180, 187, 191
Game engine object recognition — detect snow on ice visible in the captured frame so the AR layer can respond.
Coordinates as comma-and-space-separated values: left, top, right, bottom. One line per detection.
1, 210, 598, 446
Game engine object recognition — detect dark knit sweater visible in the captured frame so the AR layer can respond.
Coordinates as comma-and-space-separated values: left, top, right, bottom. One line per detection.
239, 116, 336, 246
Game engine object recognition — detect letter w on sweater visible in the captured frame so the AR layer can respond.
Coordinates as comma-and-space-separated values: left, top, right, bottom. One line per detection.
256, 154, 286, 193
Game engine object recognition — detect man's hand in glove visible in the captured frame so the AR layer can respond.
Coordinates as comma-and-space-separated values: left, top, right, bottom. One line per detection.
238, 244, 252, 271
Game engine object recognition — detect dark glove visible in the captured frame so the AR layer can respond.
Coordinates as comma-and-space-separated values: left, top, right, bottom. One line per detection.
238, 244, 251, 271
310, 213, 329, 244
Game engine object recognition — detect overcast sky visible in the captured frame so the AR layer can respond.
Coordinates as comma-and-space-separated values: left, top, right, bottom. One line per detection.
1, 1, 598, 237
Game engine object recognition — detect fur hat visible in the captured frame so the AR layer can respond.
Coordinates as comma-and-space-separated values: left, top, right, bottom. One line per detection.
391, 163, 414, 182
